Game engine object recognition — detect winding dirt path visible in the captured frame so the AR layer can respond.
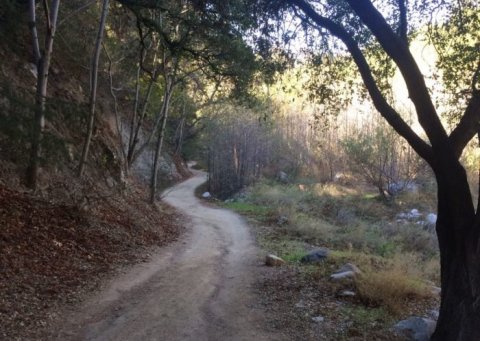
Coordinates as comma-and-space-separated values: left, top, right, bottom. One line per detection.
56, 171, 284, 341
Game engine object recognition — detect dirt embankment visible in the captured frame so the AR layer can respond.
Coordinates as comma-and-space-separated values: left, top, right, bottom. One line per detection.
0, 181, 183, 340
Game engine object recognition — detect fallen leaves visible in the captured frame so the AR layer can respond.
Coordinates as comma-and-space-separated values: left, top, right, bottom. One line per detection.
0, 183, 183, 340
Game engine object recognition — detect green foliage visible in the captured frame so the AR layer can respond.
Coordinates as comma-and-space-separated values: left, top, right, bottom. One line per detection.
222, 201, 272, 219
426, 0, 480, 121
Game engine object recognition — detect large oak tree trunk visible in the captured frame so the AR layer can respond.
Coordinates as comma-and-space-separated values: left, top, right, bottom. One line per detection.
431, 157, 480, 341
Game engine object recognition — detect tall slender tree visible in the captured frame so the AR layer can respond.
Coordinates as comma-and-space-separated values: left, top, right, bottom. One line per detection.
78, 0, 110, 177
26, 0, 61, 189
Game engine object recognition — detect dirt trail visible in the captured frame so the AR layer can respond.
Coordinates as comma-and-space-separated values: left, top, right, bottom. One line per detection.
55, 171, 284, 341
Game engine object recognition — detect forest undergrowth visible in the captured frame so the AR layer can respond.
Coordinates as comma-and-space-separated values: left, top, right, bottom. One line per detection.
221, 179, 440, 340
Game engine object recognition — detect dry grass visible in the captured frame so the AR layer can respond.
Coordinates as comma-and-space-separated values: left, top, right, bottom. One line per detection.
356, 268, 433, 314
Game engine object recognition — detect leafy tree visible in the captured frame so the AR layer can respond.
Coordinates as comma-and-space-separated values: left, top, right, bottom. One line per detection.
260, 0, 480, 338
118, 0, 258, 202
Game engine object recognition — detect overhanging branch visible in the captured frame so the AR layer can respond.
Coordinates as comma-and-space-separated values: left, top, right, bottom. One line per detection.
288, 0, 433, 163
345, 0, 449, 151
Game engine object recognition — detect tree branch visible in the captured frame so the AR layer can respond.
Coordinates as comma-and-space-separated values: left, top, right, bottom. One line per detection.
288, 0, 434, 163
345, 0, 449, 151
397, 0, 408, 42
449, 90, 480, 158
28, 0, 42, 64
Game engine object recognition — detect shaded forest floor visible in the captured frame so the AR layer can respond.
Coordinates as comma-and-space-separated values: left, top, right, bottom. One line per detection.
0, 181, 184, 340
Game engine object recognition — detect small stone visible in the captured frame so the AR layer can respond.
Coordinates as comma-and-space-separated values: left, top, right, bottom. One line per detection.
277, 171, 289, 183
334, 263, 361, 274
338, 290, 356, 297
311, 316, 325, 323
428, 310, 439, 320
300, 248, 330, 263
202, 192, 211, 198
430, 286, 441, 296
106, 177, 115, 188
277, 215, 289, 226
265, 254, 285, 267
295, 300, 307, 309
330, 271, 356, 281
426, 213, 437, 225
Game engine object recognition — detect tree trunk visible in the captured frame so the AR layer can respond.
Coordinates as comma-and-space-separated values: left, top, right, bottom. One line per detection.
78, 0, 109, 177
431, 157, 480, 341
150, 85, 172, 204
26, 0, 61, 190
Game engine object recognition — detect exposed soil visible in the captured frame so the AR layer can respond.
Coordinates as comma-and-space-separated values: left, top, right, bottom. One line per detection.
0, 181, 183, 340
51, 171, 287, 341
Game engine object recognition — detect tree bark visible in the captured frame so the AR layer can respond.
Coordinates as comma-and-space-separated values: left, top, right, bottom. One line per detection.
150, 83, 172, 204
26, 0, 61, 190
431, 157, 480, 341
78, 0, 109, 177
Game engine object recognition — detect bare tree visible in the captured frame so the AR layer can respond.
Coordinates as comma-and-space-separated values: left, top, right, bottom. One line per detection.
78, 0, 110, 177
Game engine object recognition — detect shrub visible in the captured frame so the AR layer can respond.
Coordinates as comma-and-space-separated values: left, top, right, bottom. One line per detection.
355, 259, 434, 313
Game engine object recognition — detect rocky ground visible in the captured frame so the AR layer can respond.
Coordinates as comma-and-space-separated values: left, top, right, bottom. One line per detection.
248, 223, 439, 340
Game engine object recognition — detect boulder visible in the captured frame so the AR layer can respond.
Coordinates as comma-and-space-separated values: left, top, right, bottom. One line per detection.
202, 192, 211, 199
265, 254, 285, 267
300, 248, 330, 264
394, 317, 436, 341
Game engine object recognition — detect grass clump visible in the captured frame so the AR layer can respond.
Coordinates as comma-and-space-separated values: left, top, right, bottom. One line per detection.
356, 269, 433, 314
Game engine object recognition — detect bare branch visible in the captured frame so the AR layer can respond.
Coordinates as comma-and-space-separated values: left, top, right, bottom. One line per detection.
28, 0, 41, 64
42, 0, 51, 32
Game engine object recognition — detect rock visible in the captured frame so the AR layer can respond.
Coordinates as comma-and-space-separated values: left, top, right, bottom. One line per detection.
265, 254, 285, 267
106, 177, 115, 188
311, 315, 325, 323
428, 310, 439, 320
277, 171, 289, 183
398, 209, 423, 221
202, 192, 211, 198
335, 263, 361, 274
276, 215, 289, 226
426, 213, 437, 225
300, 248, 330, 263
295, 300, 307, 309
330, 271, 356, 281
337, 290, 356, 297
394, 317, 436, 341
430, 286, 441, 296
330, 263, 361, 282
409, 209, 422, 219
